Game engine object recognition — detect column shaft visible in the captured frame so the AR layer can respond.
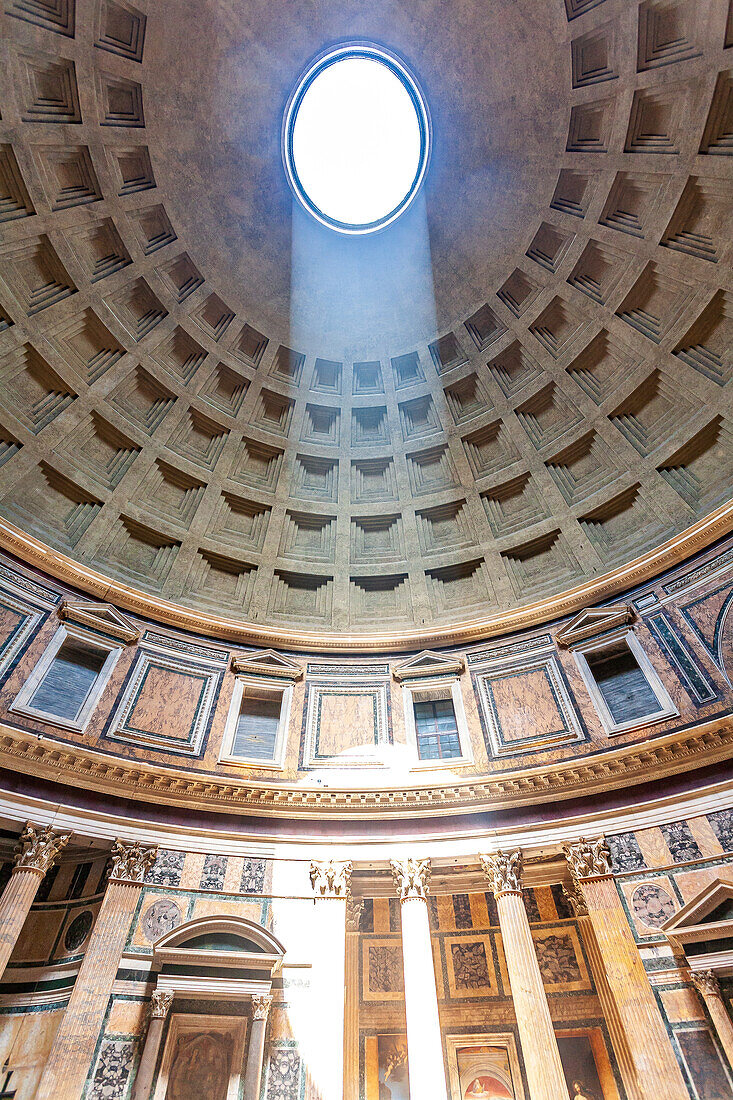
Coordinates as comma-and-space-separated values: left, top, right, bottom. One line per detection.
343, 902, 361, 1100
399, 896, 448, 1100
690, 971, 733, 1071
576, 913, 642, 1100
581, 874, 689, 1100
495, 890, 567, 1100
311, 896, 347, 1100
131, 1015, 165, 1100
37, 878, 142, 1100
0, 868, 43, 977
243, 1014, 268, 1099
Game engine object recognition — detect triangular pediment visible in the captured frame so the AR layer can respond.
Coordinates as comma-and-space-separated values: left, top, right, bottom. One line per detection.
231, 649, 302, 680
662, 879, 733, 941
59, 600, 139, 644
555, 604, 634, 648
392, 650, 464, 682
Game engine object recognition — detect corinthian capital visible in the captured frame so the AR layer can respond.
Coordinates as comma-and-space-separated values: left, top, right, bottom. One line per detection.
690, 970, 722, 1000
560, 883, 589, 918
390, 857, 431, 901
480, 850, 523, 896
14, 823, 70, 875
109, 839, 158, 884
563, 836, 612, 882
150, 989, 173, 1018
310, 859, 352, 899
252, 993, 273, 1021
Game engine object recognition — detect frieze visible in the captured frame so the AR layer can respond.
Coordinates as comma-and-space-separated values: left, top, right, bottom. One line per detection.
466, 634, 553, 668
0, 714, 730, 818
663, 545, 733, 596
0, 561, 60, 607
306, 662, 390, 677
141, 631, 229, 666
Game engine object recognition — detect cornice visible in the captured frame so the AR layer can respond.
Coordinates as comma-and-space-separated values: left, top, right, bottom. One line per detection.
0, 714, 730, 821
0, 500, 731, 652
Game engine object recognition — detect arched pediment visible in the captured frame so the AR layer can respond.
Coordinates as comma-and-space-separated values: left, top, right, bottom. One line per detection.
153, 914, 285, 973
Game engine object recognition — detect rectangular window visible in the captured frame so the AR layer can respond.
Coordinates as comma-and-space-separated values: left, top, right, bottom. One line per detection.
413, 697, 462, 760
29, 640, 106, 722
585, 644, 660, 724
231, 688, 283, 762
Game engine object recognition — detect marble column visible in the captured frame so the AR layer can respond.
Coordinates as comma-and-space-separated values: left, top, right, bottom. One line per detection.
481, 851, 567, 1100
563, 883, 642, 1100
243, 993, 272, 1100
131, 989, 173, 1100
690, 970, 733, 1069
0, 823, 70, 978
37, 840, 157, 1100
309, 860, 350, 1100
564, 837, 689, 1100
390, 858, 448, 1100
344, 896, 363, 1100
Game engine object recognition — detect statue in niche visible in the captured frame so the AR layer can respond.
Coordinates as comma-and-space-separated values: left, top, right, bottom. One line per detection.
167, 1032, 231, 1100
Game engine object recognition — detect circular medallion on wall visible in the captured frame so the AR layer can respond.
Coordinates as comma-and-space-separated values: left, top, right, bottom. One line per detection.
631, 884, 677, 929
141, 898, 182, 943
64, 910, 94, 952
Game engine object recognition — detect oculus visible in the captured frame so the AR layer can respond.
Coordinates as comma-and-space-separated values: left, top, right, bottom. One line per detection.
283, 43, 431, 234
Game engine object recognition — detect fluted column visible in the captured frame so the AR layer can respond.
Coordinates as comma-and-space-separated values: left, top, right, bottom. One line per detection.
690, 971, 733, 1070
0, 823, 70, 978
390, 858, 448, 1100
564, 837, 689, 1100
344, 896, 363, 1100
37, 840, 157, 1100
243, 993, 272, 1099
309, 860, 350, 1100
481, 851, 567, 1100
563, 883, 641, 1100
131, 989, 173, 1100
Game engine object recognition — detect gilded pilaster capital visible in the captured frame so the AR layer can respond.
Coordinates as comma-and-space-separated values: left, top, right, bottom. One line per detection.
563, 836, 612, 882
150, 990, 173, 1018
560, 883, 589, 918
390, 857, 431, 901
252, 993, 273, 1021
108, 839, 158, 884
480, 850, 523, 896
13, 823, 70, 875
690, 970, 722, 1000
310, 859, 352, 899
346, 896, 364, 932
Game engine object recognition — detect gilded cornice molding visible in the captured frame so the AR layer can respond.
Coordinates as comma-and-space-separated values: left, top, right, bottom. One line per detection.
391, 857, 431, 901
310, 859, 352, 898
0, 715, 729, 820
0, 501, 731, 652
480, 850, 523, 896
109, 839, 158, 884
13, 822, 70, 874
563, 836, 612, 881
150, 989, 174, 1018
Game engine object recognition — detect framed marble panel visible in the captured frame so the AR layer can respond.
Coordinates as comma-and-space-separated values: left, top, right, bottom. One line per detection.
620, 876, 679, 937
88, 1035, 137, 1100
531, 925, 591, 992
301, 681, 390, 767
152, 1014, 246, 1100
444, 934, 499, 999
445, 1033, 525, 1100
361, 937, 404, 1002
674, 1025, 733, 1100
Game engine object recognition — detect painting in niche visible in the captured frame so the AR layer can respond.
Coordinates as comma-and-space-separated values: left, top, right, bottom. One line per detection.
557, 1036, 605, 1100
676, 1027, 733, 1100
456, 1045, 515, 1099
377, 1035, 409, 1100
166, 1032, 232, 1100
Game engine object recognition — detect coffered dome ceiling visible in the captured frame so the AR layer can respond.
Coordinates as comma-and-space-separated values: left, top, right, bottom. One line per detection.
0, 0, 731, 642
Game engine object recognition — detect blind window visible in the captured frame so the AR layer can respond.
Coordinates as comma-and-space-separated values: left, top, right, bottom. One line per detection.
231, 692, 282, 761
29, 641, 106, 722
586, 645, 661, 725
413, 697, 461, 760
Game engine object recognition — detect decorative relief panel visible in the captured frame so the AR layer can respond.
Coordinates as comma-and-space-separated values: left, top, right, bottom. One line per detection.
300, 681, 390, 768
88, 1036, 136, 1100
362, 939, 404, 1001
445, 935, 498, 998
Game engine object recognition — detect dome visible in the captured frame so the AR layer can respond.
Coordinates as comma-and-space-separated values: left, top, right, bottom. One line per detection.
0, 0, 730, 646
